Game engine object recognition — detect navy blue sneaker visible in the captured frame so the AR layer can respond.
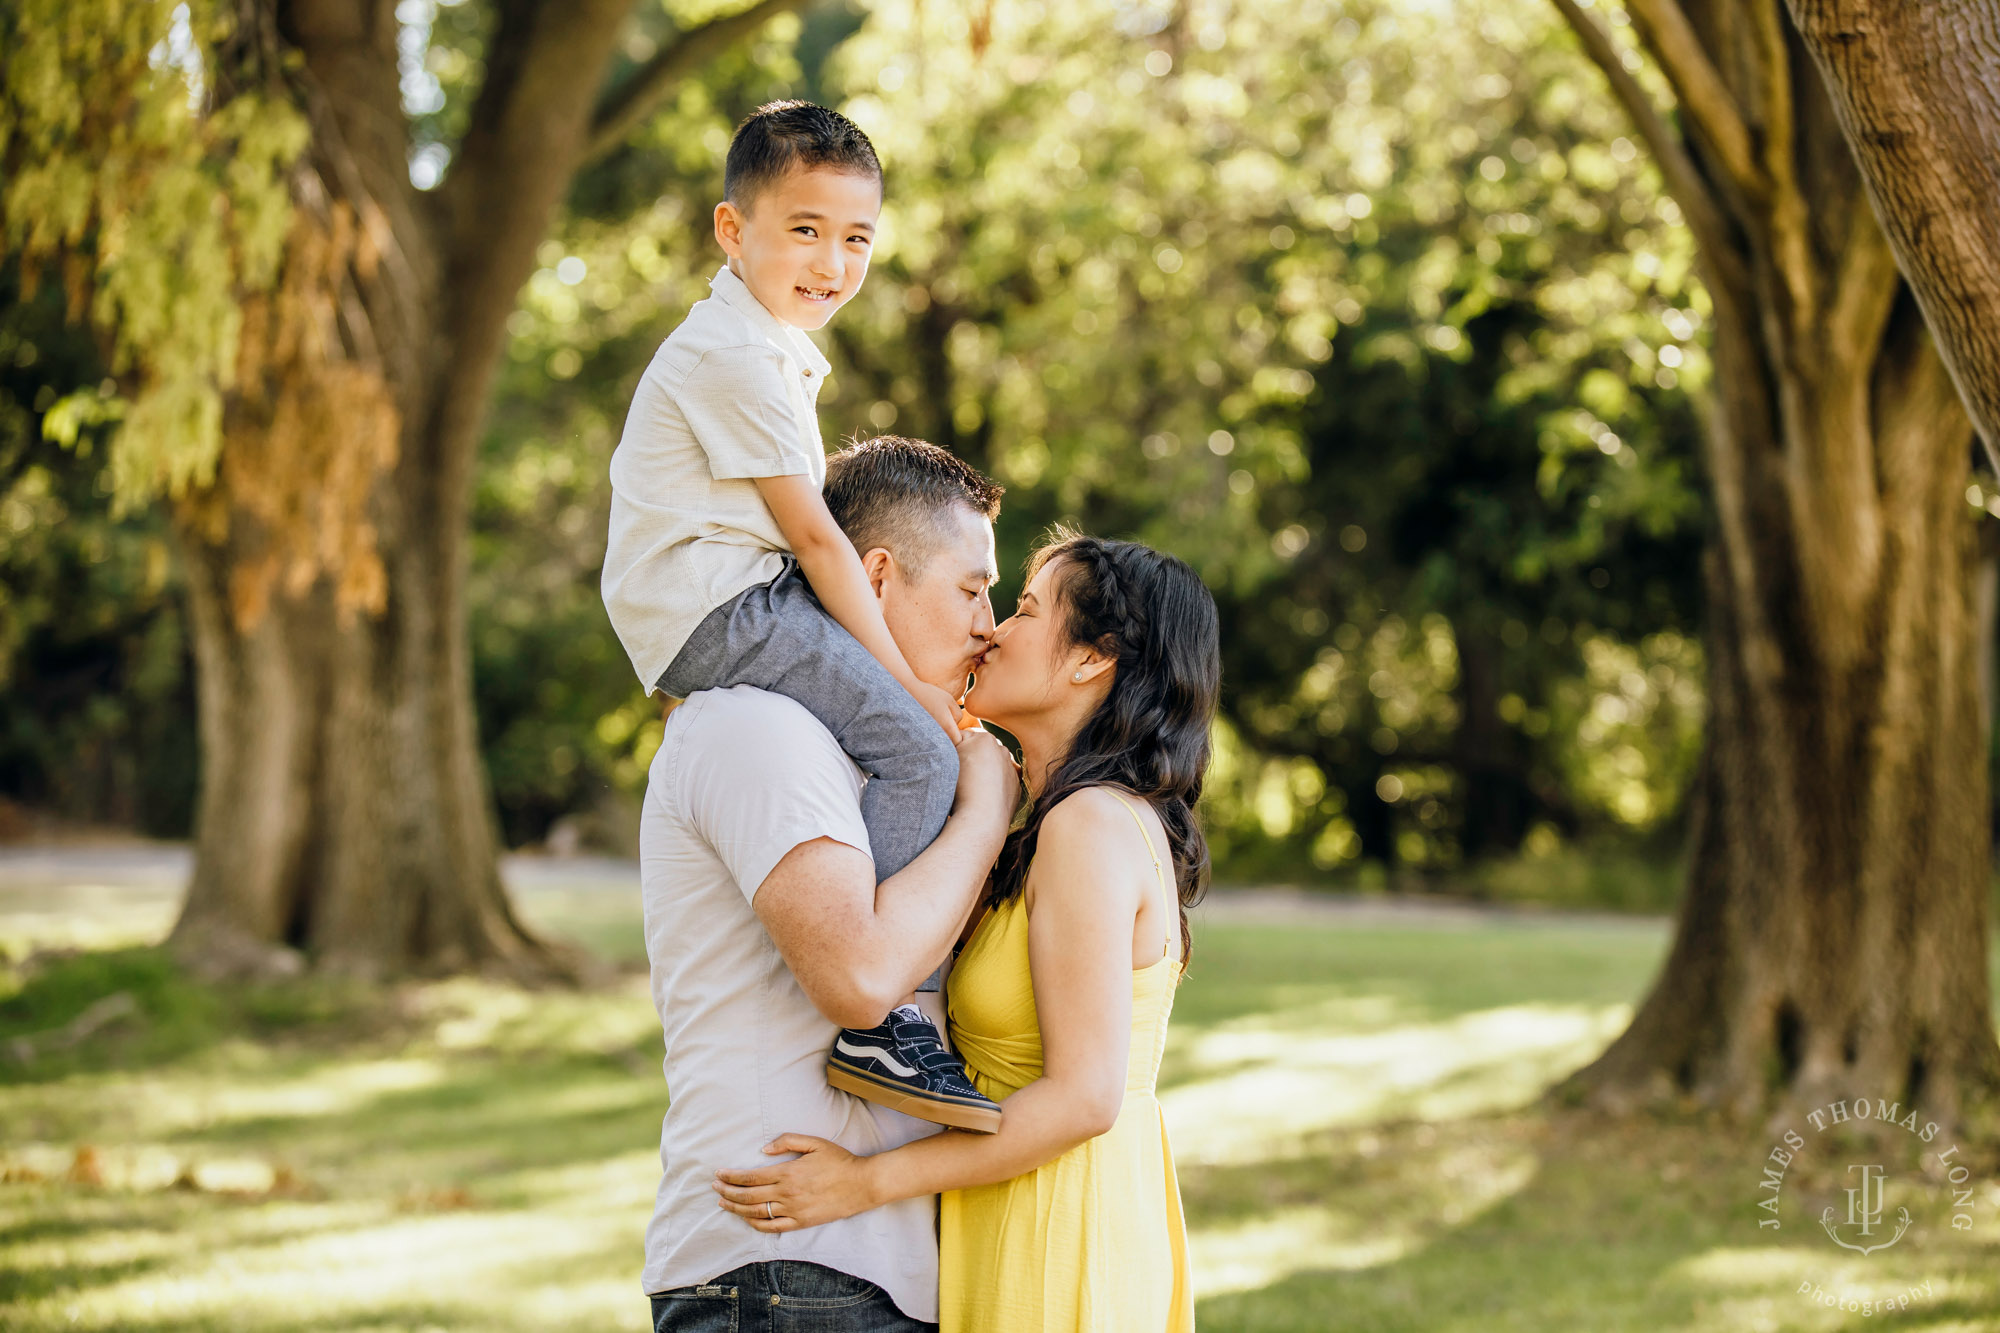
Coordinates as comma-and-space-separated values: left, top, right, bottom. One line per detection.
826, 1005, 1002, 1133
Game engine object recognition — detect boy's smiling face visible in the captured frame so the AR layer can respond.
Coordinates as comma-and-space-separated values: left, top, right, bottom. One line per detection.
713, 166, 881, 331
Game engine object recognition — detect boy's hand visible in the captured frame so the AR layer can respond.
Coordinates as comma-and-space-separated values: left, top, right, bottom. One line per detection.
907, 681, 964, 740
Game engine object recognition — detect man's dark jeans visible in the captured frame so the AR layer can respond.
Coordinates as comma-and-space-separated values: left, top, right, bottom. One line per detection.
649, 1261, 936, 1332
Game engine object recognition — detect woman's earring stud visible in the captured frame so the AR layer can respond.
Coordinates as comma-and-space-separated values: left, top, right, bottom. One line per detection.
1072, 670, 1084, 682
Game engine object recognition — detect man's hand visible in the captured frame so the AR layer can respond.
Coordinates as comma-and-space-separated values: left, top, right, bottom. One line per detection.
952, 728, 1020, 841
907, 680, 964, 740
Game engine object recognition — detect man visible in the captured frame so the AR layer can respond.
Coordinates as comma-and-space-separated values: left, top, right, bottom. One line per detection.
639, 436, 1017, 1331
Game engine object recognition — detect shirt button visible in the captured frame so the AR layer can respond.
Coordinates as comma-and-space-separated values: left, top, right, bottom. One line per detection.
802, 368, 814, 378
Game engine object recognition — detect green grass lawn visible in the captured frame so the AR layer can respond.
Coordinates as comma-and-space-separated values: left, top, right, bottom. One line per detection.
1, 870, 1997, 1331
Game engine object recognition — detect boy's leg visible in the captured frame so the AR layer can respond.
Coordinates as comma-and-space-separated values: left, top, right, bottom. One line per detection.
662, 560, 959, 881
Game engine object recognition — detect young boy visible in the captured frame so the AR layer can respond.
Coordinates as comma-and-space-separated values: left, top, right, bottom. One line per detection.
602, 102, 1001, 1134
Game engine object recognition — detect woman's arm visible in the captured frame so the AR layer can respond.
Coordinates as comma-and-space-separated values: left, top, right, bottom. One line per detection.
714, 789, 1145, 1230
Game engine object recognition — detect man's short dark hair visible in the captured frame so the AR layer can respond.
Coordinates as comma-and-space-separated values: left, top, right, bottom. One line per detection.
824, 436, 1003, 576
725, 101, 882, 213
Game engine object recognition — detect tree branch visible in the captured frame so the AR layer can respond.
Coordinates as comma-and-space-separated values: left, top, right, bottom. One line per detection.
1624, 0, 1764, 199
583, 0, 822, 164
1746, 0, 1818, 333
1549, 0, 1746, 293
423, 0, 634, 539
1824, 199, 1901, 372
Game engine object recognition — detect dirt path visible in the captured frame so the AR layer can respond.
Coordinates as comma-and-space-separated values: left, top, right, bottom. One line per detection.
0, 844, 1665, 930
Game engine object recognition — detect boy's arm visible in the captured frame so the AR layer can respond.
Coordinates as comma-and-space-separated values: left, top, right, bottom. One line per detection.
755, 473, 961, 736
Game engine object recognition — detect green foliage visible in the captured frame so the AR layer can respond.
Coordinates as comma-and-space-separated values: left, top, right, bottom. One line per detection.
0, 0, 305, 509
0, 270, 196, 834
813, 0, 1708, 870
456, 0, 1712, 873
5, 0, 1715, 888
1546, 630, 1703, 831
1463, 841, 1685, 914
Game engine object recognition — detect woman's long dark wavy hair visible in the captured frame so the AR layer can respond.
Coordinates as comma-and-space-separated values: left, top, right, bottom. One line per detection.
987, 530, 1221, 963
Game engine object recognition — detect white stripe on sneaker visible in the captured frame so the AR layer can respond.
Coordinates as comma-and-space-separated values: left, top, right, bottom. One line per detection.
834, 1037, 920, 1078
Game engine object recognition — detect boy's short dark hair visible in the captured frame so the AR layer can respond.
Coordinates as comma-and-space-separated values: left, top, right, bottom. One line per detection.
824, 436, 1003, 576
725, 101, 882, 213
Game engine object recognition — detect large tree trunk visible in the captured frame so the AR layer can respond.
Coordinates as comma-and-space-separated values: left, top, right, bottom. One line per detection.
1551, 0, 2000, 1124
173, 509, 553, 978
171, 0, 632, 979
167, 0, 812, 979
166, 0, 662, 979
1784, 0, 2000, 473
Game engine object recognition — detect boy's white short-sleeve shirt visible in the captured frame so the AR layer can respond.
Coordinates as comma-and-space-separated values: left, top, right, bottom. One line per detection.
604, 263, 835, 691
640, 685, 940, 1320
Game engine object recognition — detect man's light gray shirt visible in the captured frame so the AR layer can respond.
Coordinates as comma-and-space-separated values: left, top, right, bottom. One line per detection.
604, 264, 834, 692
639, 686, 940, 1320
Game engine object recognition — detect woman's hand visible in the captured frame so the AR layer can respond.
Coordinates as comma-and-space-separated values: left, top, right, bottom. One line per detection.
713, 1134, 879, 1233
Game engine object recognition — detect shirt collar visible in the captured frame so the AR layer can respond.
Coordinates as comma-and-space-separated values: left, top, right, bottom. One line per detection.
708, 263, 833, 378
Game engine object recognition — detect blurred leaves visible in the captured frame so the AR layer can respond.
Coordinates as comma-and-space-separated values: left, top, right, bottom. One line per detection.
812, 0, 1708, 872
0, 0, 306, 509
6, 0, 1713, 885
0, 269, 196, 835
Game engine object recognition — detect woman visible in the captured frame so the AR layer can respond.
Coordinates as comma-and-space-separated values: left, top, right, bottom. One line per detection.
713, 531, 1219, 1331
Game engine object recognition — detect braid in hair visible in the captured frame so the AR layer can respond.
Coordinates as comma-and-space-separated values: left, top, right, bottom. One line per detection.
987, 531, 1222, 963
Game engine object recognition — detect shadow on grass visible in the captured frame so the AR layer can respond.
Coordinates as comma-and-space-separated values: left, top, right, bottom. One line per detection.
0, 948, 402, 1086
1188, 1105, 2000, 1333
1192, 1111, 1711, 1332
0, 1245, 173, 1306
0, 1192, 383, 1312
4, 911, 1992, 1332
178, 1051, 667, 1201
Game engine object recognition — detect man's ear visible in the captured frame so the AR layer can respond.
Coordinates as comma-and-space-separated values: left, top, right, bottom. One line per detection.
713, 200, 745, 259
859, 546, 896, 598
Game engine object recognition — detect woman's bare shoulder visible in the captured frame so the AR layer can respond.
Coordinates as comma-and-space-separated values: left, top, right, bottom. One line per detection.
1038, 785, 1145, 842
1029, 787, 1156, 894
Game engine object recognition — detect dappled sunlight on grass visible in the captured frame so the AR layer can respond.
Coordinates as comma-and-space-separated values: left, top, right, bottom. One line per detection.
1185, 1119, 1542, 1298
416, 975, 660, 1057
198, 1056, 449, 1126
1164, 999, 1632, 1165
1657, 1241, 2000, 1332
0, 881, 179, 961
2, 883, 1994, 1330
1188, 1106, 2000, 1332
16, 1193, 647, 1332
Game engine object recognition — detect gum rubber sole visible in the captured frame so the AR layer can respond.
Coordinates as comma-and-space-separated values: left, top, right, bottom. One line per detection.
827, 1062, 1003, 1134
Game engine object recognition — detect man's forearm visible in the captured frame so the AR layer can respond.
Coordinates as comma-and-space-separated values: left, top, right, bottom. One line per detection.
858, 810, 1005, 1003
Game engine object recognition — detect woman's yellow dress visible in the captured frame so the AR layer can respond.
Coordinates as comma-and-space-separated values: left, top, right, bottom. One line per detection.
939, 795, 1194, 1332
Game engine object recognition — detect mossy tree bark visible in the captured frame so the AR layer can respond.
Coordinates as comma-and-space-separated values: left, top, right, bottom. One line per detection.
1550, 0, 2000, 1125
168, 0, 814, 980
